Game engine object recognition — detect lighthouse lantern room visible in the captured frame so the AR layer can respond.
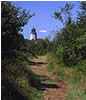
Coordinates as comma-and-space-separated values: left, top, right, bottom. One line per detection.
30, 27, 37, 41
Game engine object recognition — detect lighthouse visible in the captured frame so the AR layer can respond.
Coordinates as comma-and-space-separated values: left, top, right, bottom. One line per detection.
30, 27, 37, 41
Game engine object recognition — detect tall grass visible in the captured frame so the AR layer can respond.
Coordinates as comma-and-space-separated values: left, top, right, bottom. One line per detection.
46, 53, 86, 100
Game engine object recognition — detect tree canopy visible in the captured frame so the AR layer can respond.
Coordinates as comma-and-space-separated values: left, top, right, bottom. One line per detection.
52, 2, 86, 68
1, 1, 34, 58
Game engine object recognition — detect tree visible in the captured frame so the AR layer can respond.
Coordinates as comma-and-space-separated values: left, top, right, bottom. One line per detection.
1, 1, 34, 58
77, 1, 86, 31
1, 1, 34, 37
35, 40, 48, 55
53, 2, 86, 66
54, 3, 74, 26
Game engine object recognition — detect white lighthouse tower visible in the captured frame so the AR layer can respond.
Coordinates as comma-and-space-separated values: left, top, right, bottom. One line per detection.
30, 27, 37, 41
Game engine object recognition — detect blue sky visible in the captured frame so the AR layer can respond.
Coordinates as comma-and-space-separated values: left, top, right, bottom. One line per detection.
13, 1, 80, 40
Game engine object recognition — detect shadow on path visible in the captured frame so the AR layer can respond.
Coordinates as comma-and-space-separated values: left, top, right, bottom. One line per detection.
37, 83, 60, 91
31, 74, 60, 91
24, 57, 47, 66
28, 57, 61, 92
29, 61, 48, 66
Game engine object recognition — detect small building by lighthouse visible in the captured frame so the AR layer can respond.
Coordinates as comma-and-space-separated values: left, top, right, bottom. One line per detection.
30, 27, 37, 41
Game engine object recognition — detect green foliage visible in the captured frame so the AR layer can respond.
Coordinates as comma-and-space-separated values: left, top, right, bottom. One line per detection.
35, 39, 51, 55
2, 1, 86, 100
77, 1, 86, 30
54, 3, 74, 25
20, 39, 36, 57
48, 3, 86, 98
1, 1, 45, 100
2, 55, 44, 100
1, 1, 34, 58
1, 1, 34, 37
47, 54, 86, 100
56, 45, 64, 61
53, 2, 86, 68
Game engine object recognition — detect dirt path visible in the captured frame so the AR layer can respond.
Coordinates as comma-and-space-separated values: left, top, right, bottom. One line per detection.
31, 56, 71, 100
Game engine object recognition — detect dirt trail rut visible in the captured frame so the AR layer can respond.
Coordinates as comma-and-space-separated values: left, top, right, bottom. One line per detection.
31, 56, 71, 100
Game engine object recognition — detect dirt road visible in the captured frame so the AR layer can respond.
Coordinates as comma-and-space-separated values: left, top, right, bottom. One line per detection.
31, 56, 71, 100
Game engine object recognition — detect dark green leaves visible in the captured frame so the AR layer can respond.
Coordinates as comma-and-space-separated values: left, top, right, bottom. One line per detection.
1, 1, 34, 37
53, 3, 74, 25
53, 2, 86, 67
61, 3, 74, 15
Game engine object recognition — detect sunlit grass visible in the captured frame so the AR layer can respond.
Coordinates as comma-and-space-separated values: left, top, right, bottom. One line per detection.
46, 54, 86, 100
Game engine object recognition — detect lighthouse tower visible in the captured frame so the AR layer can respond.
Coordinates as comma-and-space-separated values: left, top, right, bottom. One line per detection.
30, 27, 37, 41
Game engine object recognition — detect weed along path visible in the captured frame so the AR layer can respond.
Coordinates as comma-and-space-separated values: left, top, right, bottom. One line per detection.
30, 56, 71, 100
